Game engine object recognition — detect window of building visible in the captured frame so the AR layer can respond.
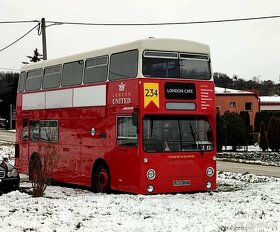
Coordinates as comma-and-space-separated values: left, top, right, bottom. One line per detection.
40, 120, 58, 142
18, 72, 27, 92
62, 60, 84, 86
117, 116, 137, 146
26, 69, 42, 91
245, 102, 252, 111
84, 56, 108, 83
229, 102, 236, 107
43, 65, 61, 89
109, 50, 138, 80
216, 106, 221, 111
30, 120, 40, 142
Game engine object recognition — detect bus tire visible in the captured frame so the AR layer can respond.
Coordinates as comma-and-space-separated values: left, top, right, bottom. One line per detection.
29, 154, 42, 182
92, 162, 110, 193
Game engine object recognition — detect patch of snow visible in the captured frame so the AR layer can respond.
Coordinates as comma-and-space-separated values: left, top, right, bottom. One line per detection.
0, 141, 15, 164
215, 87, 253, 95
219, 145, 280, 167
0, 172, 279, 232
1, 141, 280, 231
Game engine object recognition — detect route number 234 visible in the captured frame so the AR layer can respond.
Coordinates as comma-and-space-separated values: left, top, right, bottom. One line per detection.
145, 89, 158, 97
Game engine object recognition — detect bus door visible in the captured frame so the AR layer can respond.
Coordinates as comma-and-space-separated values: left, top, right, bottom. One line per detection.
111, 115, 139, 191
20, 117, 30, 171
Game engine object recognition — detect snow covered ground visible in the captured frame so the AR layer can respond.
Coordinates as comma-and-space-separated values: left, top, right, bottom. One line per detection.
1, 142, 280, 232
218, 145, 280, 167
0, 173, 279, 232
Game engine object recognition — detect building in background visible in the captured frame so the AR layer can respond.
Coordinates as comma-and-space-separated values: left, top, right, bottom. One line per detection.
259, 96, 280, 111
215, 87, 260, 127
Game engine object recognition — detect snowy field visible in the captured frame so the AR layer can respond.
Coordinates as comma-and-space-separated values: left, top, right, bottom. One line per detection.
218, 145, 280, 167
1, 142, 280, 232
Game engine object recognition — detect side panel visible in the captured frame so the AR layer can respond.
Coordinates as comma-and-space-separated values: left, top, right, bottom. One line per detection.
79, 108, 106, 187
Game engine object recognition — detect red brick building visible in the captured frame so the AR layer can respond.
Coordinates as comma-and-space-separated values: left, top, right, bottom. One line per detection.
215, 87, 260, 127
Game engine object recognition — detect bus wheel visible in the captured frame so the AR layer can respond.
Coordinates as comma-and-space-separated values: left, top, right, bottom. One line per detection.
93, 164, 110, 193
29, 155, 41, 182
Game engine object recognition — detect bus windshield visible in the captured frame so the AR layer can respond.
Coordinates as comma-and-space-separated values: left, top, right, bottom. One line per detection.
142, 51, 211, 80
143, 116, 213, 153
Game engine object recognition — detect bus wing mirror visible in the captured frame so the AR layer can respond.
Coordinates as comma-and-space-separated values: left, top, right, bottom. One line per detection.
132, 112, 138, 126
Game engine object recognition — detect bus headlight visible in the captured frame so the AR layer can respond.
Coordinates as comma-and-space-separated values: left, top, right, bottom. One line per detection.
146, 169, 156, 180
147, 185, 154, 193
206, 167, 214, 177
206, 181, 212, 189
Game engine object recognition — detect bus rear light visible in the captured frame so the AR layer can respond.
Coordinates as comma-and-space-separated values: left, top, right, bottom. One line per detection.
146, 169, 156, 180
206, 181, 212, 189
143, 158, 148, 163
206, 167, 214, 177
147, 185, 154, 193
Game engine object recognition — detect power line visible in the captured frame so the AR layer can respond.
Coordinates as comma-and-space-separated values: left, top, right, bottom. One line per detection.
0, 14, 279, 54
0, 15, 279, 27
46, 15, 280, 26
0, 20, 39, 24
0, 23, 39, 52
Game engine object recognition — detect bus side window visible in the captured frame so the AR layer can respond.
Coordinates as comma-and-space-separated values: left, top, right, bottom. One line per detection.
84, 56, 108, 83
109, 50, 138, 80
18, 72, 26, 93
22, 119, 28, 141
26, 69, 42, 91
43, 65, 61, 89
117, 116, 137, 146
62, 60, 83, 87
30, 121, 40, 142
40, 120, 58, 142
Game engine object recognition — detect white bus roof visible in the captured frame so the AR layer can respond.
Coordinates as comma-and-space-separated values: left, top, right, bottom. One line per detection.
20, 38, 210, 71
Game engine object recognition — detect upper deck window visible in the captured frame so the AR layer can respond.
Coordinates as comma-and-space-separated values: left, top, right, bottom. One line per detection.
26, 69, 42, 91
143, 51, 211, 80
109, 50, 138, 80
18, 72, 27, 92
84, 56, 108, 83
43, 65, 61, 89
62, 60, 83, 87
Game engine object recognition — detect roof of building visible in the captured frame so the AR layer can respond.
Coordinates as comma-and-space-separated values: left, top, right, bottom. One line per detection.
215, 87, 254, 95
259, 96, 280, 103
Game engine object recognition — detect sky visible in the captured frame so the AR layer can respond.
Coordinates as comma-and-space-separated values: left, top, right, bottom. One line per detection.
1, 0, 280, 83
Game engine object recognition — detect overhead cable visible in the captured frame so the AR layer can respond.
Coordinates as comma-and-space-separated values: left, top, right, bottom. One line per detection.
0, 20, 39, 24
0, 23, 39, 52
46, 15, 280, 26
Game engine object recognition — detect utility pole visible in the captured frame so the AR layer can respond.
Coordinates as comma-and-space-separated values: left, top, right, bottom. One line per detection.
41, 18, 47, 60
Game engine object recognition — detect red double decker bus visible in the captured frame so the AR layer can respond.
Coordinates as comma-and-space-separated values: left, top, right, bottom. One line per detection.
15, 38, 216, 194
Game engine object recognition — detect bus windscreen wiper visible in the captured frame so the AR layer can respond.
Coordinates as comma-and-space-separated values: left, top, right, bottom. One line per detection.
189, 123, 204, 155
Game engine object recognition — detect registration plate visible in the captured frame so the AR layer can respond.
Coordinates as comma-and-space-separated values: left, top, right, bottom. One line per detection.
173, 180, 190, 186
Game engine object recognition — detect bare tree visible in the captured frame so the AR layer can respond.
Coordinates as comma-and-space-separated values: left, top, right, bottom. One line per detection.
29, 127, 59, 197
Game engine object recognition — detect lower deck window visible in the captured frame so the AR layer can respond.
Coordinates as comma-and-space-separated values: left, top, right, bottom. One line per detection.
29, 120, 58, 142
40, 120, 58, 142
